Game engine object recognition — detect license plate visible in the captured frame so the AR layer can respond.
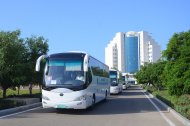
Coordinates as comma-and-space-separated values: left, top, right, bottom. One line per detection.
57, 104, 67, 108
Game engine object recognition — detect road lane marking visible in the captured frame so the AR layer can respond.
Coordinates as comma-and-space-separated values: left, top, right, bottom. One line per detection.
141, 90, 176, 126
0, 107, 42, 119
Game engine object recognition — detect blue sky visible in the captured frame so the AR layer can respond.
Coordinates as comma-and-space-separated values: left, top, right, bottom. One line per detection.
0, 0, 190, 62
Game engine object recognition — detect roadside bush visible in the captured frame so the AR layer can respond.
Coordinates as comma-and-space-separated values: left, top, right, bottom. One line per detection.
0, 89, 41, 110
155, 94, 174, 108
149, 89, 190, 120
0, 90, 2, 97
144, 85, 156, 94
10, 93, 42, 98
0, 99, 25, 110
175, 95, 190, 120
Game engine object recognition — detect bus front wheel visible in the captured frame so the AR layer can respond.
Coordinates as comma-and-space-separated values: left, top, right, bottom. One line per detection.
88, 94, 95, 110
104, 91, 108, 102
92, 95, 95, 106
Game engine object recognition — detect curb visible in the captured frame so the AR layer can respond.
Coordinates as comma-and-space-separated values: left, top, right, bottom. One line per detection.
146, 90, 190, 126
0, 102, 42, 117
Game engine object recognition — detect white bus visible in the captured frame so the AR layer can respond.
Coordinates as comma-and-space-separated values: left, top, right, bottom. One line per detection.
122, 73, 129, 89
36, 51, 110, 109
109, 69, 122, 94
121, 75, 127, 90
123, 73, 137, 86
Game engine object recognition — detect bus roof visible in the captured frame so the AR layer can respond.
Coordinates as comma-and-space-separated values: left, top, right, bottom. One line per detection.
49, 51, 87, 55
48, 51, 108, 68
109, 68, 118, 71
67, 51, 88, 54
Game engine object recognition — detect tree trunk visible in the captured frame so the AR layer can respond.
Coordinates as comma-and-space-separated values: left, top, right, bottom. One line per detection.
29, 88, 32, 96
3, 88, 7, 98
29, 83, 32, 96
40, 84, 42, 93
17, 86, 20, 95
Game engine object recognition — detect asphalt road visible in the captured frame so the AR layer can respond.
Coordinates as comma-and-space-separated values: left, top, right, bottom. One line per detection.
0, 85, 185, 126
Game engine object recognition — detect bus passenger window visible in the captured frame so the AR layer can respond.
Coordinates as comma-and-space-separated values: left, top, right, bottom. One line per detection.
87, 67, 92, 84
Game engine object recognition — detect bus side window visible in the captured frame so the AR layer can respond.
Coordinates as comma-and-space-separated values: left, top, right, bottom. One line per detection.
86, 67, 92, 85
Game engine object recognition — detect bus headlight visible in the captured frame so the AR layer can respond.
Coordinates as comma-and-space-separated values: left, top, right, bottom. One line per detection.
42, 95, 50, 100
74, 95, 87, 101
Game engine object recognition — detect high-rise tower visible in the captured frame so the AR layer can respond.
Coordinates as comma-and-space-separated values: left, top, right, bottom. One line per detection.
105, 31, 161, 73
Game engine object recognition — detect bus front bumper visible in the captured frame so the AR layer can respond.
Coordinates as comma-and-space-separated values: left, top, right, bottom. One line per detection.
110, 87, 119, 94
42, 99, 88, 109
122, 85, 127, 90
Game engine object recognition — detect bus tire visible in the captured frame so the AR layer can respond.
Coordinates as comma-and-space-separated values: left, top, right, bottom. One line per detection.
92, 94, 96, 106
103, 91, 107, 102
88, 94, 95, 110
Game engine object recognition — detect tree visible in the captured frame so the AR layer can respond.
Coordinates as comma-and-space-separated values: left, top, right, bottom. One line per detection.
136, 61, 166, 90
150, 61, 166, 90
136, 63, 152, 85
25, 36, 49, 95
0, 30, 49, 98
163, 30, 190, 95
0, 30, 27, 98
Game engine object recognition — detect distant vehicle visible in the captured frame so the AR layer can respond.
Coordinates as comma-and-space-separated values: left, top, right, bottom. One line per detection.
121, 75, 127, 90
122, 73, 138, 88
36, 51, 110, 109
109, 69, 123, 94
128, 80, 136, 85
122, 73, 130, 89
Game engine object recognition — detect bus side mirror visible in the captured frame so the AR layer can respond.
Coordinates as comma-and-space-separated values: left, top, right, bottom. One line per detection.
84, 54, 88, 72
36, 55, 47, 72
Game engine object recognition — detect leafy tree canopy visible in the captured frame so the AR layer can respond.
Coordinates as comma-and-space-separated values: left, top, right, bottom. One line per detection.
163, 30, 190, 95
0, 30, 49, 98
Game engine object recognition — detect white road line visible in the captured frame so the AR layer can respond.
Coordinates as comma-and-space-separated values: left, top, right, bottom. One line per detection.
0, 107, 42, 119
141, 90, 176, 126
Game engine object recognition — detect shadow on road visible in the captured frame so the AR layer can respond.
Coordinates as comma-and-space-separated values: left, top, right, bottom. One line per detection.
54, 98, 159, 115
126, 85, 143, 90
119, 91, 145, 96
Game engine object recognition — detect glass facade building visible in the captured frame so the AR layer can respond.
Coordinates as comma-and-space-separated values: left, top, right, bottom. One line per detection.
124, 36, 139, 73
105, 31, 161, 74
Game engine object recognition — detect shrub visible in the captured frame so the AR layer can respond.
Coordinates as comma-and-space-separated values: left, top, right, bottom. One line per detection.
0, 99, 25, 110
175, 95, 190, 120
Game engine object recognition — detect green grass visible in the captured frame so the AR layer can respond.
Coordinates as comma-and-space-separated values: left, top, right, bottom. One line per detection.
152, 90, 178, 108
0, 89, 41, 98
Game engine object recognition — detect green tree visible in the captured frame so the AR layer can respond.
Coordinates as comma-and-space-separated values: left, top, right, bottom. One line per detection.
136, 61, 165, 90
150, 61, 166, 90
0, 30, 26, 98
136, 63, 152, 85
25, 36, 48, 95
163, 30, 190, 95
0, 30, 49, 98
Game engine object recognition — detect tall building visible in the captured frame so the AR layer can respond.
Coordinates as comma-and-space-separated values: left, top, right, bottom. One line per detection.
105, 33, 125, 72
105, 31, 161, 73
124, 31, 139, 73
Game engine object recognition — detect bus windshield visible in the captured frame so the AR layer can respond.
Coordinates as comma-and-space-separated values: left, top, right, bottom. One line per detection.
109, 71, 118, 86
122, 76, 125, 81
43, 53, 85, 89
109, 71, 117, 79
110, 78, 118, 86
